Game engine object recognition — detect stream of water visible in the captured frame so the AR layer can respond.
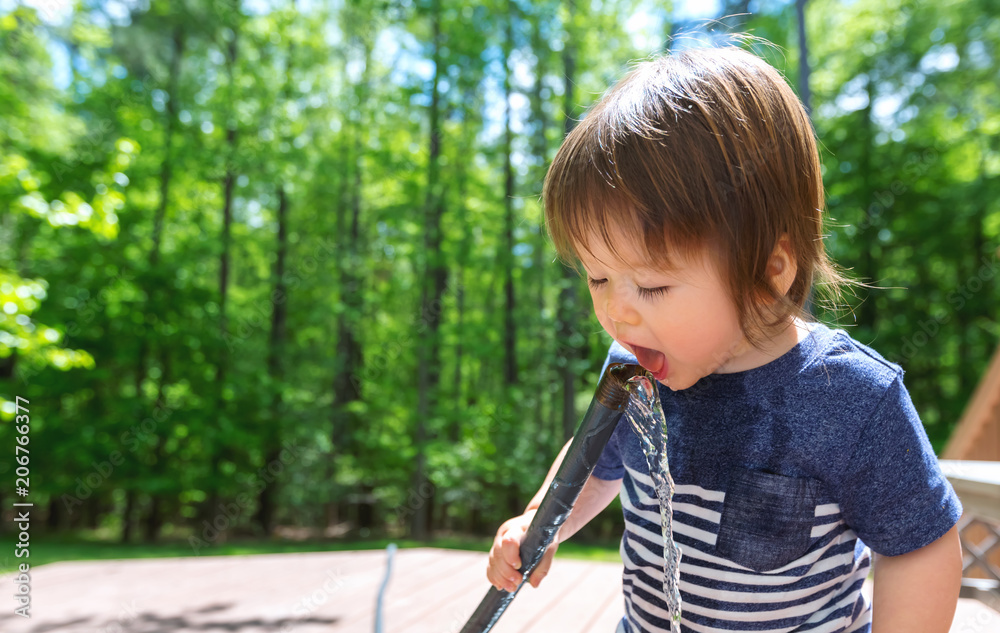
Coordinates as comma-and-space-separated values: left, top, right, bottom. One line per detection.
624, 372, 683, 633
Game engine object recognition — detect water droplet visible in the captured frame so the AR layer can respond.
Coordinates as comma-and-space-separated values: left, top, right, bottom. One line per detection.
624, 370, 683, 632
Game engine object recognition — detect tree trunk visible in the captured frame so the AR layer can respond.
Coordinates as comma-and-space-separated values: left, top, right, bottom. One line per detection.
720, 0, 752, 33
327, 136, 348, 531
528, 8, 553, 449
136, 25, 184, 393
795, 0, 816, 316
206, 7, 240, 540
144, 491, 162, 542
149, 27, 184, 266
217, 17, 239, 397
857, 68, 878, 334
558, 0, 582, 441
451, 89, 474, 441
959, 138, 992, 396
255, 183, 289, 535
329, 16, 370, 534
256, 1, 294, 536
503, 0, 517, 388
46, 496, 61, 531
795, 0, 812, 117
121, 489, 136, 543
410, 0, 448, 539
134, 26, 185, 541
143, 349, 171, 543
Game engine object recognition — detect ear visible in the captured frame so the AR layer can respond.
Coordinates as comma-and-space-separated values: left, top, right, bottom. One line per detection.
767, 234, 797, 298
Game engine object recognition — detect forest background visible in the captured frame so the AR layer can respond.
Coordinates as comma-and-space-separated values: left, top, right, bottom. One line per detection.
0, 0, 997, 567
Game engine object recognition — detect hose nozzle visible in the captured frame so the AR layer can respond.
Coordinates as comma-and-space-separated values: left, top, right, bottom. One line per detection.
459, 362, 647, 633
596, 362, 650, 409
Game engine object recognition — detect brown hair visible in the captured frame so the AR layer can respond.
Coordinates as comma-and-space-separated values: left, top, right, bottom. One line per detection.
543, 39, 854, 349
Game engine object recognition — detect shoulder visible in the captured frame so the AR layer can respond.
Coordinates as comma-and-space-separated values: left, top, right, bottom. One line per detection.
798, 322, 904, 402
794, 324, 924, 473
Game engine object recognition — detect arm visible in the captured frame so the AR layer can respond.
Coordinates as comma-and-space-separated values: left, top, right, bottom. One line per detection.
554, 474, 622, 544
871, 523, 963, 633
525, 438, 622, 542
487, 437, 622, 592
524, 438, 573, 512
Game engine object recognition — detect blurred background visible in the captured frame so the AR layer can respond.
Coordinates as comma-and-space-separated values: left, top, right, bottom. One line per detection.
0, 0, 997, 570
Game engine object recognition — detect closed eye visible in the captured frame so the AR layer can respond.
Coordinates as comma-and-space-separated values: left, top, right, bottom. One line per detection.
587, 278, 670, 300
636, 285, 670, 299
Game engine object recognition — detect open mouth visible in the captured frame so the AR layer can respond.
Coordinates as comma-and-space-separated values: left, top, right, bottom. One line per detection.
623, 341, 668, 382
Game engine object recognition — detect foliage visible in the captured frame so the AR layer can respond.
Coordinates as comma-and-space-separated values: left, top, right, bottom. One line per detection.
0, 0, 995, 545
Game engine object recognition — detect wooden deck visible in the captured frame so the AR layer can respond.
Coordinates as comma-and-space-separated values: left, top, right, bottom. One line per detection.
0, 547, 996, 632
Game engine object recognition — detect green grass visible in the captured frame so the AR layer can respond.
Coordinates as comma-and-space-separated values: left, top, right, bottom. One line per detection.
0, 531, 621, 575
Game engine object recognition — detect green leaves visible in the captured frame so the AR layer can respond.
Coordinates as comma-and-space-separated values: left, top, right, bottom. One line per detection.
0, 271, 95, 418
0, 0, 994, 542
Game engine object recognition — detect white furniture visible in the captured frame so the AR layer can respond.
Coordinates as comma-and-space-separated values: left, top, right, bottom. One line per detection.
939, 460, 1000, 608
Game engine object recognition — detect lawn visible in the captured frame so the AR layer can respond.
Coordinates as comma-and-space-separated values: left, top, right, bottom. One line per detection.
0, 531, 622, 575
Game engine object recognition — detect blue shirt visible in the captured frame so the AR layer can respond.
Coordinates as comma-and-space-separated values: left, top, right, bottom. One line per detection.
591, 321, 963, 633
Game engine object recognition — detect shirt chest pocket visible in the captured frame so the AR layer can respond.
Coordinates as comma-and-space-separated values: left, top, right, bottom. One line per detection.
715, 466, 819, 573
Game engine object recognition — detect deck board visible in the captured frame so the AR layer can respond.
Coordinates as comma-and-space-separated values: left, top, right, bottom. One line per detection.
348, 549, 477, 631
0, 547, 995, 632
582, 586, 627, 633
515, 563, 623, 633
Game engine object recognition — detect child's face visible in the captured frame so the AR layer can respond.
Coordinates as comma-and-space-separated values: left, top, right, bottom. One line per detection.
578, 231, 755, 391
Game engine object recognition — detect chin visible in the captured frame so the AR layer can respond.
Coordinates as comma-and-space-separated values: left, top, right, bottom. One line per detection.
657, 376, 680, 391
658, 374, 698, 392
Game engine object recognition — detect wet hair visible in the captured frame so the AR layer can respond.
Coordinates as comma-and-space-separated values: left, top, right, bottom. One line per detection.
543, 39, 854, 349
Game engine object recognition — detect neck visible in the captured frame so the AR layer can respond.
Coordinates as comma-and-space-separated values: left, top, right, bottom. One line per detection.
716, 316, 811, 374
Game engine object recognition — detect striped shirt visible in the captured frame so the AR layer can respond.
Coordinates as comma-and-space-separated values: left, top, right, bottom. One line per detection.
592, 322, 962, 633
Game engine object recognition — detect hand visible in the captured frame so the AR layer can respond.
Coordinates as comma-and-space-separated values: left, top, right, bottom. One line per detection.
486, 510, 559, 592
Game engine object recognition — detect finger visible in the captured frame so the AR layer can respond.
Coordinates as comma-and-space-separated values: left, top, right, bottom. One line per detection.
494, 517, 516, 544
501, 535, 522, 570
487, 565, 505, 591
537, 545, 553, 569
488, 561, 516, 589
492, 529, 507, 553
489, 567, 520, 592
497, 559, 523, 592
508, 569, 523, 592
529, 544, 557, 588
488, 556, 522, 593
495, 518, 518, 543
529, 568, 547, 588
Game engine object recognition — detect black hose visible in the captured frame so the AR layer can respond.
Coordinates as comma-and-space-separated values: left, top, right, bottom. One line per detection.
459, 362, 645, 633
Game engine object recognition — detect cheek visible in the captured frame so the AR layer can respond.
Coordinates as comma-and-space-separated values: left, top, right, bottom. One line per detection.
687, 294, 742, 348
594, 310, 614, 337
588, 289, 600, 310
590, 291, 612, 321
588, 293, 608, 325
659, 292, 737, 350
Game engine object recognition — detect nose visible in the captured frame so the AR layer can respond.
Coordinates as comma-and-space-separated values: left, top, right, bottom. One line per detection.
605, 289, 640, 326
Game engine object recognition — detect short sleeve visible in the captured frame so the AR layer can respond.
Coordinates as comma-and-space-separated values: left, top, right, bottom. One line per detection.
591, 344, 625, 481
835, 374, 963, 556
